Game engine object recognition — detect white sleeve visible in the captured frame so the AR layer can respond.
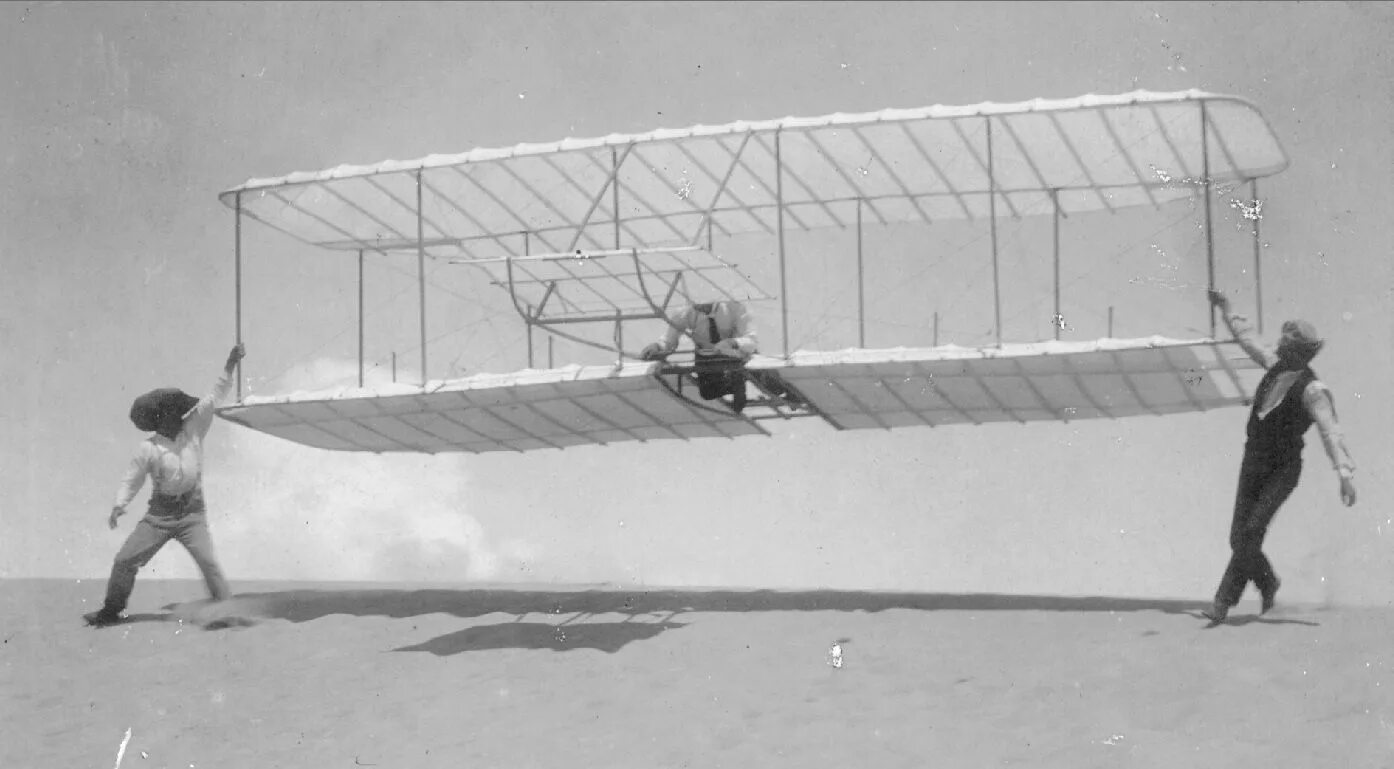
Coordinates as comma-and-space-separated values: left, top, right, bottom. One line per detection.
114, 447, 150, 510
188, 372, 234, 439
1223, 312, 1279, 369
1304, 381, 1355, 476
657, 307, 690, 352
728, 303, 758, 355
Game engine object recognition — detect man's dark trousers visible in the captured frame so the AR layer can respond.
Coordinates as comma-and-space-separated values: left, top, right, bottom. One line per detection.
1214, 451, 1302, 608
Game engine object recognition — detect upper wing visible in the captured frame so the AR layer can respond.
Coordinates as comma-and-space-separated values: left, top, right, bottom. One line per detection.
220, 90, 1288, 262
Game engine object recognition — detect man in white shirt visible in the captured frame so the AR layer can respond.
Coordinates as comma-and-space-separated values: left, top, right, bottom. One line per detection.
1202, 292, 1356, 624
640, 300, 805, 413
85, 344, 245, 627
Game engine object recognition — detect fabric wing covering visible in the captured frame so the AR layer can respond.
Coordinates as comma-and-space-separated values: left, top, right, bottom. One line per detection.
218, 361, 769, 454
762, 338, 1263, 429
219, 90, 1287, 262
214, 89, 1283, 452
217, 339, 1263, 453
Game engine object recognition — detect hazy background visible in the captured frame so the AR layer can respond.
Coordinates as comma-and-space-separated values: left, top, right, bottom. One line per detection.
3, 2, 1390, 606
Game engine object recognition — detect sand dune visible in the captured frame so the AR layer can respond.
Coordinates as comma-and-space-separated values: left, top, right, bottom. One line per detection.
4, 579, 1392, 768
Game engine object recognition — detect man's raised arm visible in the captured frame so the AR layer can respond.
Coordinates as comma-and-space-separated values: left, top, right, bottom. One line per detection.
186, 344, 245, 437
1209, 290, 1278, 369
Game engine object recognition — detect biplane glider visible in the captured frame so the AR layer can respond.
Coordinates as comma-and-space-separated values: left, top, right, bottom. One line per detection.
215, 89, 1287, 453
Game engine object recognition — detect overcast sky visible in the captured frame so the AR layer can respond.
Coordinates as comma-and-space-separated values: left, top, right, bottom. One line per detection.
3, 1, 1390, 606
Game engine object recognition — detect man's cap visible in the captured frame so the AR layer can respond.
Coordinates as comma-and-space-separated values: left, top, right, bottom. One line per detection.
1279, 319, 1324, 358
129, 388, 199, 432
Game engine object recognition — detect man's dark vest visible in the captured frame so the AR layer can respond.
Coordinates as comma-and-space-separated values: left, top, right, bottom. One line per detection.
1246, 365, 1317, 456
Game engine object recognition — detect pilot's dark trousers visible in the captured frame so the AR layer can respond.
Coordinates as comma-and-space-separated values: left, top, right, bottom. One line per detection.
102, 488, 231, 615
693, 355, 745, 400
1213, 451, 1302, 608
691, 353, 803, 407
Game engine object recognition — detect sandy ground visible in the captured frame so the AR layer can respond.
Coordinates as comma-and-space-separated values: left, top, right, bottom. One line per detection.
3, 579, 1393, 769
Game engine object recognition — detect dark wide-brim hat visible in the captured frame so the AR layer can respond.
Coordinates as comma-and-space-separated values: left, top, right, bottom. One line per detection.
129, 388, 200, 432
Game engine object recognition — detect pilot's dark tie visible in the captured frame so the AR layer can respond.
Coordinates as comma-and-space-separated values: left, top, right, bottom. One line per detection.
708, 315, 720, 345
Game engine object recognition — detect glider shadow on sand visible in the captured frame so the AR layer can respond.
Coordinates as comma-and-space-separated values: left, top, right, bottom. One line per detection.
151, 588, 1320, 654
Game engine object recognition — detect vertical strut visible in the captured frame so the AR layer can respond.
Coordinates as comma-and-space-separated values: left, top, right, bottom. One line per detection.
611, 148, 622, 249
416, 170, 428, 385
1052, 189, 1061, 341
1200, 102, 1217, 338
234, 191, 243, 399
1250, 178, 1264, 335
986, 118, 1002, 348
357, 249, 365, 387
776, 130, 789, 358
856, 198, 866, 347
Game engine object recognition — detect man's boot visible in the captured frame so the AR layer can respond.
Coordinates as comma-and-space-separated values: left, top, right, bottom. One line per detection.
1260, 576, 1282, 615
83, 608, 124, 628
